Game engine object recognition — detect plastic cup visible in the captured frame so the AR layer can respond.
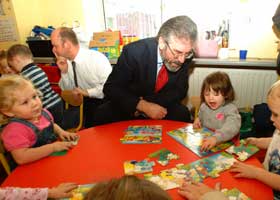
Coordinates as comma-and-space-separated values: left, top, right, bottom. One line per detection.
239, 50, 248, 60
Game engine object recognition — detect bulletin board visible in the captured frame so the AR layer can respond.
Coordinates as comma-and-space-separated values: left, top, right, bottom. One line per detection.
0, 0, 19, 50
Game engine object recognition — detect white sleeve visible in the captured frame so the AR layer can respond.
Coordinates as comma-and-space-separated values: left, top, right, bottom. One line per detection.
87, 54, 112, 98
0, 187, 48, 200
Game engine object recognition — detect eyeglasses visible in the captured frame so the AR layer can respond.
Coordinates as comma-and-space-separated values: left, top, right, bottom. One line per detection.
165, 41, 194, 60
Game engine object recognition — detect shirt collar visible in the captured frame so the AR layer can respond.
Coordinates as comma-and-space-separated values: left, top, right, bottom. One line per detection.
72, 47, 84, 63
157, 45, 163, 66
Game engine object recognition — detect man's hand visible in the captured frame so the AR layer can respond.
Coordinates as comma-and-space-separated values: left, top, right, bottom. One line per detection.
56, 56, 68, 73
73, 87, 89, 97
136, 99, 167, 119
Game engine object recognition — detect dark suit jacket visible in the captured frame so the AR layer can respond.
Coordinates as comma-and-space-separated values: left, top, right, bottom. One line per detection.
103, 37, 193, 116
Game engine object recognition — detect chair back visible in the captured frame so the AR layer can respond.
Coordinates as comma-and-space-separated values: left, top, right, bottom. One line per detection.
61, 90, 83, 106
190, 96, 201, 119
61, 90, 84, 132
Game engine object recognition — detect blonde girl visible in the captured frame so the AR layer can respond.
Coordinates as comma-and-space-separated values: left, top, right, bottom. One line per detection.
0, 75, 77, 166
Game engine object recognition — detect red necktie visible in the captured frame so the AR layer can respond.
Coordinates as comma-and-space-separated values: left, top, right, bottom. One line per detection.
155, 64, 168, 92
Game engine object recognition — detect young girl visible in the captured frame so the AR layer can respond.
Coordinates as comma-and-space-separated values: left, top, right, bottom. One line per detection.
0, 75, 77, 166
193, 71, 241, 151
231, 80, 280, 199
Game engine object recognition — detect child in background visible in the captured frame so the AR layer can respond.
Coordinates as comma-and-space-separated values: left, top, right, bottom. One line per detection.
6, 44, 65, 128
0, 75, 77, 166
230, 80, 280, 199
193, 71, 241, 151
84, 175, 171, 200
0, 183, 77, 200
0, 50, 14, 75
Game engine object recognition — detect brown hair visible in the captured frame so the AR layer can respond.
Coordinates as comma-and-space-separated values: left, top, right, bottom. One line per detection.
0, 50, 7, 60
7, 44, 33, 60
156, 15, 197, 46
84, 175, 171, 200
200, 71, 235, 103
0, 75, 34, 124
58, 27, 79, 45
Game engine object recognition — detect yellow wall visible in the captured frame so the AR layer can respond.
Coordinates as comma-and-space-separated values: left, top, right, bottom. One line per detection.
7, 0, 280, 59
12, 0, 85, 45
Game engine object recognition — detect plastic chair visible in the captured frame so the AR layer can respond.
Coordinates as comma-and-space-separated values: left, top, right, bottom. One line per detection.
61, 90, 84, 132
0, 139, 10, 175
190, 96, 201, 120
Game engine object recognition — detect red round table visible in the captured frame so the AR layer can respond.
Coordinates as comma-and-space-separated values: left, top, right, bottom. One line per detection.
2, 120, 273, 199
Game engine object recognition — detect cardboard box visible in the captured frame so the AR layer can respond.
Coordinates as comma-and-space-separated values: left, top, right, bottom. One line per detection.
196, 40, 218, 58
89, 31, 120, 59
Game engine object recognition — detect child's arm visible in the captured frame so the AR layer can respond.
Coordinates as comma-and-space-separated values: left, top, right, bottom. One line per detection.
0, 183, 77, 200
215, 105, 241, 143
246, 137, 272, 149
11, 141, 74, 164
193, 118, 202, 129
231, 162, 280, 191
53, 123, 78, 141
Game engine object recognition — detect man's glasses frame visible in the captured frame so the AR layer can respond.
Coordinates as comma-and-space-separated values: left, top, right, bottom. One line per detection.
165, 40, 194, 60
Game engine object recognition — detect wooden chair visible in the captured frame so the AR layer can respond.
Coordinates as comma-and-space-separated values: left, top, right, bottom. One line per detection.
61, 90, 84, 132
0, 138, 10, 175
190, 96, 201, 120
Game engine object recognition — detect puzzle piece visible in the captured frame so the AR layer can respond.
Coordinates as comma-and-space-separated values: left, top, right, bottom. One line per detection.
120, 125, 162, 144
60, 183, 95, 200
71, 136, 80, 145
144, 167, 187, 190
221, 188, 251, 200
167, 125, 233, 157
124, 160, 155, 175
148, 148, 179, 166
225, 139, 259, 161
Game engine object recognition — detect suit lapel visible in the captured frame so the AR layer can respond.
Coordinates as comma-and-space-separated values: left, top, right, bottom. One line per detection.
147, 38, 159, 92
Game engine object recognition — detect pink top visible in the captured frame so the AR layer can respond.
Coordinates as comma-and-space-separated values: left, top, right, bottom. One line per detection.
0, 187, 48, 200
1, 109, 54, 152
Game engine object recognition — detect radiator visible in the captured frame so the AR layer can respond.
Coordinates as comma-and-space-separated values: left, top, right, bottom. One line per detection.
188, 68, 278, 108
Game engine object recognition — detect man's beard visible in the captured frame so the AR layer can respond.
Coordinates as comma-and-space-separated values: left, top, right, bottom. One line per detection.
164, 59, 182, 72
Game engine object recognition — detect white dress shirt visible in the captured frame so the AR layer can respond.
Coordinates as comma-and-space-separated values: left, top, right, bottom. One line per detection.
59, 47, 112, 99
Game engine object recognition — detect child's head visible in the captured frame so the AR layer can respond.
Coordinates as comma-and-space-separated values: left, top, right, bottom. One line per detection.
7, 44, 33, 73
200, 71, 235, 110
84, 175, 171, 200
267, 80, 280, 130
0, 50, 14, 75
0, 75, 42, 124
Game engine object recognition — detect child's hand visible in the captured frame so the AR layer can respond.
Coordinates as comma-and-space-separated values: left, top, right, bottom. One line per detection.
48, 183, 78, 198
230, 161, 263, 179
178, 181, 222, 200
245, 137, 260, 147
58, 131, 78, 142
200, 137, 217, 152
193, 118, 201, 129
52, 141, 74, 152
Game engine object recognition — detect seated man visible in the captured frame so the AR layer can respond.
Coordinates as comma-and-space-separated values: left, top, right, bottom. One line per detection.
51, 27, 112, 128
93, 15, 197, 125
